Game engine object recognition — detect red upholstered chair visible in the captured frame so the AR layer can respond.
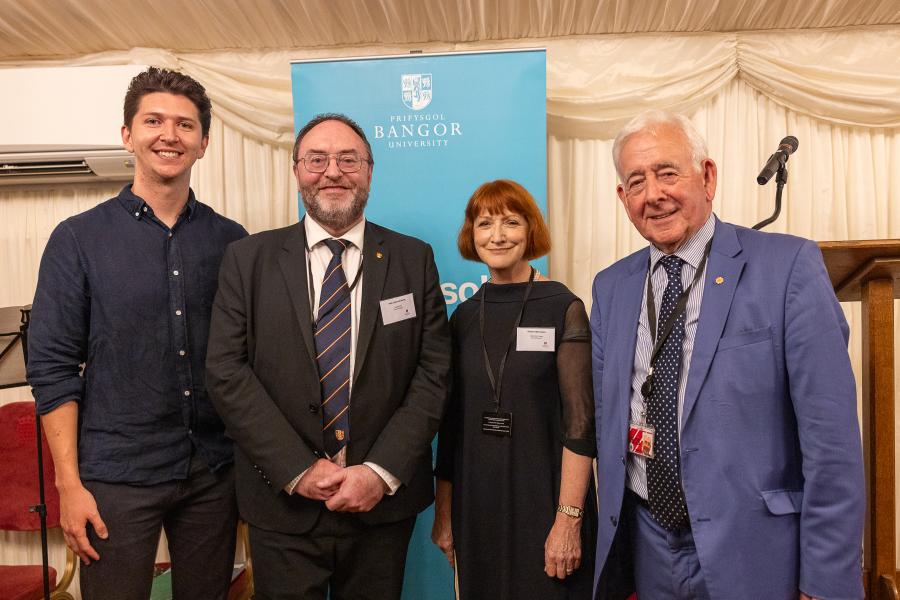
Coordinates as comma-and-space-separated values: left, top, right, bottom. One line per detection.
0, 401, 76, 600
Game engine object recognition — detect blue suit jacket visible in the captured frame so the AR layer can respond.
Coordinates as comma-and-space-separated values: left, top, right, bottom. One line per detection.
591, 218, 864, 599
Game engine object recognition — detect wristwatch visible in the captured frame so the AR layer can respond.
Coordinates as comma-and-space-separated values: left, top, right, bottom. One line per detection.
557, 504, 584, 519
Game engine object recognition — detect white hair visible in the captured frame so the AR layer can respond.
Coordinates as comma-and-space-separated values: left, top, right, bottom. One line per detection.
612, 109, 709, 180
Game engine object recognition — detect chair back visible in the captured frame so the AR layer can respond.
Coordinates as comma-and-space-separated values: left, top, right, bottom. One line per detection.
0, 401, 60, 531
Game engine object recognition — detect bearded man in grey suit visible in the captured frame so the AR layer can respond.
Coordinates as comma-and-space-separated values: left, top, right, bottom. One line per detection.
206, 113, 451, 600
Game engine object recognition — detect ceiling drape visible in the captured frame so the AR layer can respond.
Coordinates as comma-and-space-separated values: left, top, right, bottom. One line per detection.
2, 26, 897, 146
1, 0, 897, 58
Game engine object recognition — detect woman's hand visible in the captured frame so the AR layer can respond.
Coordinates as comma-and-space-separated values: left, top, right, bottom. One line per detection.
544, 513, 582, 579
431, 509, 455, 567
432, 479, 455, 567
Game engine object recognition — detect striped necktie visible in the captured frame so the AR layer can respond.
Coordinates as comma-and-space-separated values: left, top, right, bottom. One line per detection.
315, 238, 352, 457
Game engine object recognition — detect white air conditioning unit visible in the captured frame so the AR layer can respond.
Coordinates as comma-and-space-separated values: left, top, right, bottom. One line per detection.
0, 149, 136, 185
0, 64, 147, 186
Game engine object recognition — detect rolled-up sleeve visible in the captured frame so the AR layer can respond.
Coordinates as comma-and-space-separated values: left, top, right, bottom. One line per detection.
27, 221, 90, 414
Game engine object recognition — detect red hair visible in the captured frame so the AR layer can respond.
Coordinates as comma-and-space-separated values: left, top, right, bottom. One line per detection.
457, 179, 551, 261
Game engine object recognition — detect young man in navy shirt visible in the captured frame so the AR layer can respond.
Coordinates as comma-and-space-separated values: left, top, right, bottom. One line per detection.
28, 67, 247, 599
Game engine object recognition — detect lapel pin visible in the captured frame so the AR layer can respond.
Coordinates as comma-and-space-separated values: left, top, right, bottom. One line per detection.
376, 251, 383, 259
715, 276, 725, 285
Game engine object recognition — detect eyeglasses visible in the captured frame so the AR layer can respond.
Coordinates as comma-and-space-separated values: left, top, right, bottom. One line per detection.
298, 153, 369, 174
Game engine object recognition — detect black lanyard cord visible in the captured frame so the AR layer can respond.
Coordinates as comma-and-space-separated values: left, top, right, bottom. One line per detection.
641, 241, 712, 398
479, 267, 536, 413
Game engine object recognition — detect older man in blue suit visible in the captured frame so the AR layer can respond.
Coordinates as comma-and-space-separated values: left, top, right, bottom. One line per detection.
590, 110, 864, 599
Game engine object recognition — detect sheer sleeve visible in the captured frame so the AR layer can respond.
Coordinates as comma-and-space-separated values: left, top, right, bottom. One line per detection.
434, 310, 460, 481
557, 299, 596, 457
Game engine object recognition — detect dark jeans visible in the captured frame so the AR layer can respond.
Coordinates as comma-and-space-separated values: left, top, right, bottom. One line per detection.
80, 455, 238, 600
249, 512, 416, 600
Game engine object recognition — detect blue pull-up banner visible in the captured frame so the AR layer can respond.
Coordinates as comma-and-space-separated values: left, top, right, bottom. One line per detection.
291, 48, 547, 599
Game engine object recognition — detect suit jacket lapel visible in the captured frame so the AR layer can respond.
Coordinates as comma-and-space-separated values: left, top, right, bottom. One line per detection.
681, 218, 745, 427
277, 219, 317, 366
353, 222, 387, 384
613, 250, 649, 431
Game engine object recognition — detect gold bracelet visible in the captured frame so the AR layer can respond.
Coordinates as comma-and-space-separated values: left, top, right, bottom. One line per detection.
557, 504, 584, 519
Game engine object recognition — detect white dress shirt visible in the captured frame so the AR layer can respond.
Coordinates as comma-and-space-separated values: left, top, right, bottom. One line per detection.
286, 216, 400, 495
626, 213, 715, 500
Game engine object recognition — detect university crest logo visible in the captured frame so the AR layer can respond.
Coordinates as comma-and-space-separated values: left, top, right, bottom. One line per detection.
401, 73, 432, 110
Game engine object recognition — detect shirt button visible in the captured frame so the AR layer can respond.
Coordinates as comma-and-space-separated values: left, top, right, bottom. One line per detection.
175, 310, 182, 316
178, 350, 186, 356
184, 390, 191, 397
308, 404, 318, 414
173, 270, 179, 276
169, 232, 173, 238
610, 516, 618, 527
134, 212, 139, 217
142, 206, 148, 212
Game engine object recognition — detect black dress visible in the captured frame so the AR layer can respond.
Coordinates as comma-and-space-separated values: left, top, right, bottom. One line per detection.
435, 280, 597, 599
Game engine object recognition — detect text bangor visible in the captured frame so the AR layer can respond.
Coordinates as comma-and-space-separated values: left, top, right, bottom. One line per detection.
372, 113, 463, 150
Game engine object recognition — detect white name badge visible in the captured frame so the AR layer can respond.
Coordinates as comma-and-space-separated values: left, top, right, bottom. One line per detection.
380, 293, 416, 325
516, 327, 555, 352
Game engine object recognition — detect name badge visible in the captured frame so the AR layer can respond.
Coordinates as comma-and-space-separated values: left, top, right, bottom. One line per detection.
628, 423, 655, 458
380, 293, 416, 325
515, 327, 555, 352
482, 411, 512, 437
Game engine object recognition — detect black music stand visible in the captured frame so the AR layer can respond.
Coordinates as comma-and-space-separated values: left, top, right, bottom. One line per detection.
0, 304, 51, 600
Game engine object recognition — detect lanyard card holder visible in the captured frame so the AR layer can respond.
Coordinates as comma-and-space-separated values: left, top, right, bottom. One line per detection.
482, 411, 513, 437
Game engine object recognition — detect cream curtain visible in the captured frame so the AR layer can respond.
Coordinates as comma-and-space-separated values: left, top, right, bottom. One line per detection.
1, 26, 899, 589
549, 76, 900, 301
4, 27, 898, 143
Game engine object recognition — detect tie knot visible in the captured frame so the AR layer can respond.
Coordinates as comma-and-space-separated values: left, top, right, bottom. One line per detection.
323, 238, 348, 257
660, 255, 683, 277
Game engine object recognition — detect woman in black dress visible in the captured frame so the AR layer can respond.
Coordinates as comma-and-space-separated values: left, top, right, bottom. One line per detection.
432, 180, 596, 599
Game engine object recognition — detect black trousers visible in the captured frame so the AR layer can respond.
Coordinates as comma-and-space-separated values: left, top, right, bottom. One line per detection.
80, 455, 238, 600
249, 511, 417, 600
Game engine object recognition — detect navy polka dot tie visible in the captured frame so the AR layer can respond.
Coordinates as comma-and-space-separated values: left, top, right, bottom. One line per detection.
315, 239, 352, 457
647, 255, 689, 530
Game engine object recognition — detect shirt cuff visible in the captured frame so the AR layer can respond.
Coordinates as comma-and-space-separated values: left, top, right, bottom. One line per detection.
364, 461, 401, 495
285, 468, 308, 494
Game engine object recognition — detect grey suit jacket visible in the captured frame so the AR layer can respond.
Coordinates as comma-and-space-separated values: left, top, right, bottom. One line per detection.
206, 219, 451, 533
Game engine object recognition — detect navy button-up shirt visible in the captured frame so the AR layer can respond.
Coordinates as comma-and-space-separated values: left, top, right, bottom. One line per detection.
27, 185, 247, 484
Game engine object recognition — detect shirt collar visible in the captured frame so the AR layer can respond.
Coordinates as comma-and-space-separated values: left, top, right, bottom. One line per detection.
649, 212, 716, 272
304, 215, 366, 251
117, 184, 198, 221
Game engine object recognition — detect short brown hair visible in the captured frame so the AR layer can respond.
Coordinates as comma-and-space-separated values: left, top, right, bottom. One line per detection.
123, 67, 212, 137
457, 179, 551, 262
292, 113, 374, 166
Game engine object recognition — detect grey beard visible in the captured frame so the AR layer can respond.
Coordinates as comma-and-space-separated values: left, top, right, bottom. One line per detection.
301, 186, 368, 233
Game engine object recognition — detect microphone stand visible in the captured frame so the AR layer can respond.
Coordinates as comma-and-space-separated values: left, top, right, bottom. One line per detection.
752, 155, 787, 230
18, 308, 50, 600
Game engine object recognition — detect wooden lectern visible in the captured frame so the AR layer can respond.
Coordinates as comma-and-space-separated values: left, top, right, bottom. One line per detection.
820, 240, 900, 600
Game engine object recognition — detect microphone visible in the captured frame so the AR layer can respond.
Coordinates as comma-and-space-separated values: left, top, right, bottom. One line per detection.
756, 136, 799, 185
